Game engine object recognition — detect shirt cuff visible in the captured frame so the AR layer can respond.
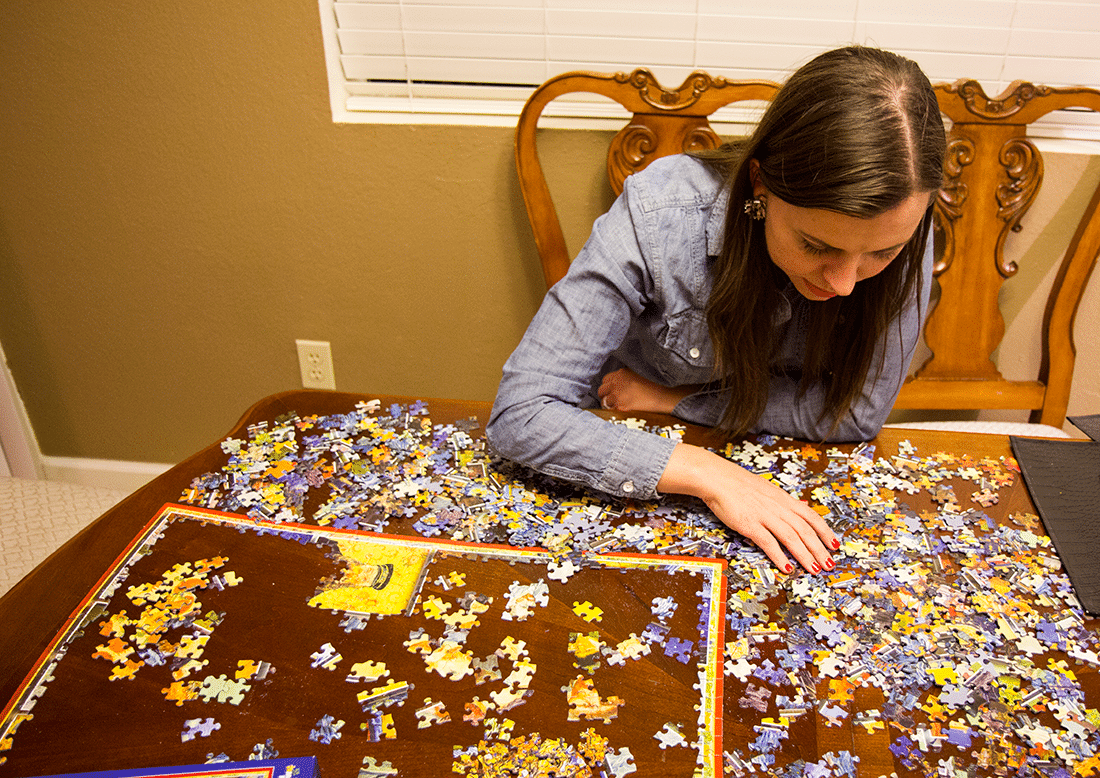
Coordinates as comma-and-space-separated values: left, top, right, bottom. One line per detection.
573, 425, 678, 500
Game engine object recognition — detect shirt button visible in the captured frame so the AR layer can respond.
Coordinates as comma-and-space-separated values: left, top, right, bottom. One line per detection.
689, 347, 700, 359
621, 480, 635, 494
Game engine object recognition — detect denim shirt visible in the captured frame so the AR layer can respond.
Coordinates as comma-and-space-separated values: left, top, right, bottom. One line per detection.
487, 154, 932, 500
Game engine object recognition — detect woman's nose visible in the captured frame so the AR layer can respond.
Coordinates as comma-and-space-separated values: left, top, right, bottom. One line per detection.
822, 257, 860, 296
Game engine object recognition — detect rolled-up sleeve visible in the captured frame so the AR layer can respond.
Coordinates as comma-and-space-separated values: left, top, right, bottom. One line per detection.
486, 178, 680, 499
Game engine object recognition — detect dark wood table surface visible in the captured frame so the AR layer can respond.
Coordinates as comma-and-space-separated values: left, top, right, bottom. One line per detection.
0, 390, 1096, 778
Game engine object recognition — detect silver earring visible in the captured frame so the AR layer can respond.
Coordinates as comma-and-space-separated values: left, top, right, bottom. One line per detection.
744, 197, 766, 221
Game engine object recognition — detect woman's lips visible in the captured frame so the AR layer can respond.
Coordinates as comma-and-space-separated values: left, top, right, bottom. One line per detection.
804, 280, 837, 299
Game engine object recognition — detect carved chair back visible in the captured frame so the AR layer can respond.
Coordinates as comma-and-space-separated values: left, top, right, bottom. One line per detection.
893, 81, 1100, 428
514, 69, 779, 289
515, 71, 1100, 429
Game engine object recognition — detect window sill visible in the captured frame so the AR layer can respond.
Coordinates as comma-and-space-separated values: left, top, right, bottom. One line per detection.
334, 95, 1100, 152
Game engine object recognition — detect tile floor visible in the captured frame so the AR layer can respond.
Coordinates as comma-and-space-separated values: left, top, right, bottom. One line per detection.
0, 477, 127, 597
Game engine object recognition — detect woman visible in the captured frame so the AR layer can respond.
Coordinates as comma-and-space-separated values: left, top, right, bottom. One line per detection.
487, 46, 946, 575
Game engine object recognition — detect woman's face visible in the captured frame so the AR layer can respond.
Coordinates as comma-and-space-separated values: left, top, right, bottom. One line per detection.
753, 173, 932, 300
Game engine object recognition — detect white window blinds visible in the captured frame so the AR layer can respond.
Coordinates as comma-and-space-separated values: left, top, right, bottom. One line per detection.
318, 0, 1100, 139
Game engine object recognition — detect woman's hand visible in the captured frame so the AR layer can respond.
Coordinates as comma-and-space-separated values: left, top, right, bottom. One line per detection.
657, 443, 838, 573
598, 368, 697, 415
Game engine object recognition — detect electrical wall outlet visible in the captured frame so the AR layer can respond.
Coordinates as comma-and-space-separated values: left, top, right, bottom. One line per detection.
296, 339, 336, 390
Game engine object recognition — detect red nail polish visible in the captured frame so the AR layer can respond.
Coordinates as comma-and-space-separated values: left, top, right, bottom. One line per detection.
811, 563, 822, 574
824, 558, 835, 571
784, 563, 794, 574
831, 538, 841, 550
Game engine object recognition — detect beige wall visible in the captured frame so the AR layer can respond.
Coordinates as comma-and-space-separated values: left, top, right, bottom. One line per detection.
0, 1, 552, 463
1, 2, 1097, 466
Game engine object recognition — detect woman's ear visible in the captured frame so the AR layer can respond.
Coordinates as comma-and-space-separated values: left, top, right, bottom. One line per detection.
748, 159, 766, 199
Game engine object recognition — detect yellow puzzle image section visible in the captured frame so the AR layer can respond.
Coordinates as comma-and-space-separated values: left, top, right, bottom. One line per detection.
309, 539, 429, 615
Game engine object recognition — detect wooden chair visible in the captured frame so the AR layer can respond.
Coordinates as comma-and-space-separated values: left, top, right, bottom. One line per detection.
892, 80, 1100, 431
515, 69, 779, 290
515, 70, 1100, 432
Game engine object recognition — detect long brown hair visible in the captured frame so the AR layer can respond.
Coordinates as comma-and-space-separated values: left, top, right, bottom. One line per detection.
695, 46, 945, 438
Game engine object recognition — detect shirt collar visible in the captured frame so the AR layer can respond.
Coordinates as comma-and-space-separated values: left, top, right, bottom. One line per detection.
775, 286, 793, 325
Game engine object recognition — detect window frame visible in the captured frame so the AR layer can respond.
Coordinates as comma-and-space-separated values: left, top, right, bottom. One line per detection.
317, 0, 1100, 144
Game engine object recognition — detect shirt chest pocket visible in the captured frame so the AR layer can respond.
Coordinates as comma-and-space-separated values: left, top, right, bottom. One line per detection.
659, 309, 716, 382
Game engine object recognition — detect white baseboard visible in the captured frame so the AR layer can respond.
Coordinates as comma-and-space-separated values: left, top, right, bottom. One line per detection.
40, 456, 173, 494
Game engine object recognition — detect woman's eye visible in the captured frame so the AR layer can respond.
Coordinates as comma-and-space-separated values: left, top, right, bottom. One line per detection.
801, 240, 829, 256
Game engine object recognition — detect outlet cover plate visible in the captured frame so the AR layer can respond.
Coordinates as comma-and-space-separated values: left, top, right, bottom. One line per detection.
295, 339, 336, 390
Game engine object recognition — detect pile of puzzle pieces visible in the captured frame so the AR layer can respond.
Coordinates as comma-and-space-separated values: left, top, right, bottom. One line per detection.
451, 726, 634, 777
716, 440, 1100, 776
89, 554, 274, 713
173, 400, 1100, 777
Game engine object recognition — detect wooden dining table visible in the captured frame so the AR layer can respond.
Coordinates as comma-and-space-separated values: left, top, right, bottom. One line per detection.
0, 390, 1096, 778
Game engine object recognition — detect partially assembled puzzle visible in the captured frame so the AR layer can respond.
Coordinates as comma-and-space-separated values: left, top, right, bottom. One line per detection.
1, 399, 1097, 778
0, 505, 723, 777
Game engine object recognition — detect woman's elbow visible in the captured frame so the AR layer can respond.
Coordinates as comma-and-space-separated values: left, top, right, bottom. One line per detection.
827, 406, 889, 443
485, 401, 520, 460
485, 395, 548, 466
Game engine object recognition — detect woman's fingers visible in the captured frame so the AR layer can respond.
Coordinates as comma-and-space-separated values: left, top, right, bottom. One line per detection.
735, 518, 795, 573
657, 443, 839, 575
598, 369, 694, 414
759, 511, 828, 573
711, 466, 836, 574
717, 499, 820, 573
597, 370, 621, 408
754, 477, 839, 567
